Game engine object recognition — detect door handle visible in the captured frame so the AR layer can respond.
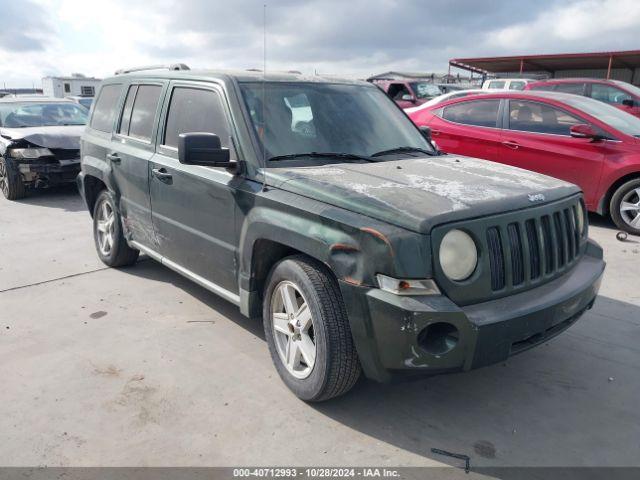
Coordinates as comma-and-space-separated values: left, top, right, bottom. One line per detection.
502, 140, 520, 150
431, 129, 440, 136
152, 167, 173, 183
106, 153, 121, 163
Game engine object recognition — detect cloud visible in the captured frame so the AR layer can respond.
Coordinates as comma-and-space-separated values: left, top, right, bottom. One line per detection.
485, 0, 640, 53
0, 0, 53, 52
0, 0, 638, 87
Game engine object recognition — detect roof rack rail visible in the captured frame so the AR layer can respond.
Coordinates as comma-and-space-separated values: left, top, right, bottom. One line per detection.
114, 63, 190, 75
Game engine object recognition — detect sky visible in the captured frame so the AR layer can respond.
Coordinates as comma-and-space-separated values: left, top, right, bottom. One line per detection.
1, 0, 639, 88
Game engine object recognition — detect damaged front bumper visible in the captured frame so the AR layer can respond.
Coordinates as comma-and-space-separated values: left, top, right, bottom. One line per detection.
9, 156, 80, 187
340, 239, 605, 383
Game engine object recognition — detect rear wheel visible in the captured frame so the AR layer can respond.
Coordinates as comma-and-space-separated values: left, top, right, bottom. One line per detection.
610, 178, 640, 235
263, 255, 361, 402
0, 157, 27, 200
92, 190, 139, 267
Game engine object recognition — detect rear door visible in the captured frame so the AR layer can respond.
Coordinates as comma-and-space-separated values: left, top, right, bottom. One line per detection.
428, 98, 502, 160
149, 81, 239, 296
498, 99, 605, 204
110, 82, 166, 247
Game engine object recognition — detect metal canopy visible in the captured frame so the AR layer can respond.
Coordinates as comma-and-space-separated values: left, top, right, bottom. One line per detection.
449, 50, 640, 79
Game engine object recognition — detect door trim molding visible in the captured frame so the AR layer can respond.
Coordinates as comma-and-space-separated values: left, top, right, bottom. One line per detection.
130, 241, 241, 306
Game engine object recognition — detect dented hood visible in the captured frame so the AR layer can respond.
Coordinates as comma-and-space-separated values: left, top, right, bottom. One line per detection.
267, 155, 580, 234
0, 125, 85, 149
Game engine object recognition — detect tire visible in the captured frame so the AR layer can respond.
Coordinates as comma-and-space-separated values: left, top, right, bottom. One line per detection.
92, 190, 139, 267
610, 178, 640, 235
0, 156, 27, 200
263, 255, 361, 402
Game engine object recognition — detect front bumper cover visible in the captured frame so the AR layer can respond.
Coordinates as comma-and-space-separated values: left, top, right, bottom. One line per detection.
340, 239, 605, 383
14, 157, 80, 186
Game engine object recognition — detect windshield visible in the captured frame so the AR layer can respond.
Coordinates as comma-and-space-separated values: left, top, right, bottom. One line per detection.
239, 82, 435, 161
562, 95, 640, 137
79, 98, 93, 109
612, 80, 640, 98
410, 82, 442, 99
0, 102, 88, 128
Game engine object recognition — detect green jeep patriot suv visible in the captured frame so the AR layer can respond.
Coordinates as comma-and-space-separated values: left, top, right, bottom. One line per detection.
78, 65, 605, 401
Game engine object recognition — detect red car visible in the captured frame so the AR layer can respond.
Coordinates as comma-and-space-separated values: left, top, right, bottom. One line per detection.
408, 91, 640, 234
525, 78, 640, 118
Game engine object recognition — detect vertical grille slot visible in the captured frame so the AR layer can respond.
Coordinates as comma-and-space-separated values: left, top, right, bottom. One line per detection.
486, 227, 505, 291
553, 212, 566, 268
563, 209, 575, 261
507, 223, 524, 285
541, 216, 554, 274
525, 220, 540, 280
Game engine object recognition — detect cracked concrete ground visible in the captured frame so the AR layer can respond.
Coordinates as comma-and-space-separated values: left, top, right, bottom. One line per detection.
1, 186, 639, 467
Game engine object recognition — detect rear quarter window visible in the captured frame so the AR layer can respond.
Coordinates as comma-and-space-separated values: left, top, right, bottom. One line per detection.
442, 100, 500, 127
90, 84, 122, 132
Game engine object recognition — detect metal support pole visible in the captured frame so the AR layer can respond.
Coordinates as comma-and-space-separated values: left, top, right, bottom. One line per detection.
607, 55, 613, 79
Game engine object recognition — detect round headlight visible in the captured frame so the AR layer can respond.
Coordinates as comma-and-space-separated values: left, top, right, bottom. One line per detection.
439, 229, 478, 281
576, 202, 585, 235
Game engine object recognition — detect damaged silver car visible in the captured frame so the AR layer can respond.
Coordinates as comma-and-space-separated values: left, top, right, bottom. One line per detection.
0, 97, 87, 200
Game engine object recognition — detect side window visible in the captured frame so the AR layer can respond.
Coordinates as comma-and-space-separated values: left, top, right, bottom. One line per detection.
118, 85, 137, 135
163, 87, 233, 157
554, 83, 586, 95
528, 84, 553, 91
90, 84, 122, 132
487, 80, 506, 89
442, 100, 500, 127
508, 81, 526, 90
387, 83, 411, 100
508, 100, 582, 135
128, 85, 162, 142
590, 84, 632, 104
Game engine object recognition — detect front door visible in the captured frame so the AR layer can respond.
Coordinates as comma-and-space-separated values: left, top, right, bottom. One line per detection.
498, 99, 605, 206
149, 82, 239, 295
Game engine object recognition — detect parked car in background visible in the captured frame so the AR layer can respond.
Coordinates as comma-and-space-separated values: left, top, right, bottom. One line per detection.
405, 89, 490, 112
525, 78, 640, 118
66, 95, 94, 110
482, 78, 536, 91
77, 67, 604, 401
408, 91, 640, 234
0, 97, 88, 199
372, 79, 443, 108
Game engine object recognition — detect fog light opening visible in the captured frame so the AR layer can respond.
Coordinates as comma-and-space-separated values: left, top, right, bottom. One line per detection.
418, 322, 459, 355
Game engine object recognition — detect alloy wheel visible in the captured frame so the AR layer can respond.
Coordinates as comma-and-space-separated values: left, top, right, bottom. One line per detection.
620, 187, 640, 230
271, 281, 316, 379
96, 199, 116, 256
0, 161, 8, 197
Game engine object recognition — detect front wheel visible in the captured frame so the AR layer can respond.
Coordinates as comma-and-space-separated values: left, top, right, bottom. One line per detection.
263, 255, 361, 402
610, 178, 640, 235
0, 156, 26, 200
92, 190, 139, 267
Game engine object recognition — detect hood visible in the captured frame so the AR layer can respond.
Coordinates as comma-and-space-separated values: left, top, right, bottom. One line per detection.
0, 125, 85, 149
266, 155, 580, 234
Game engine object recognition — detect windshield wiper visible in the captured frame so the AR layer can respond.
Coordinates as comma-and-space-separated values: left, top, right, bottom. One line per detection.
371, 146, 435, 157
268, 152, 377, 162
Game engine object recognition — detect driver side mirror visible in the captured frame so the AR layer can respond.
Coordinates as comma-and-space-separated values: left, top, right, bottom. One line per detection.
401, 94, 416, 102
569, 124, 602, 141
178, 132, 236, 169
622, 99, 636, 108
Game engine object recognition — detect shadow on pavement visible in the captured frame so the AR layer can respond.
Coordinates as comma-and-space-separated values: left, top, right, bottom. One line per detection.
118, 258, 640, 468
12, 184, 85, 213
